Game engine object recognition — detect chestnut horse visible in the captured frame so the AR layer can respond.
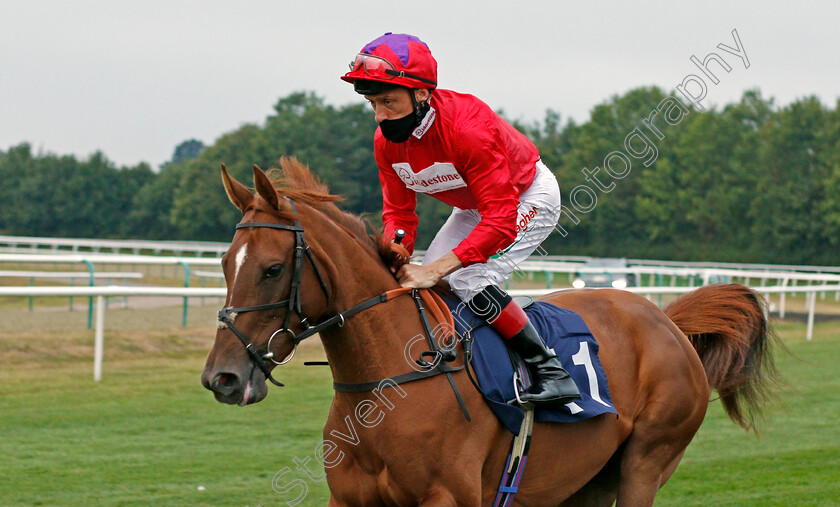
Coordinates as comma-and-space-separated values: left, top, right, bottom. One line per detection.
201, 158, 777, 506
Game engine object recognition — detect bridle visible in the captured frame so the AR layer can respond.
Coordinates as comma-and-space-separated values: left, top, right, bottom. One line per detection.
217, 198, 330, 387
216, 197, 471, 420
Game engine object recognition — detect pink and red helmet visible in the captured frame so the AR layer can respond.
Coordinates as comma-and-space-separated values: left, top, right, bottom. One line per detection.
341, 33, 438, 94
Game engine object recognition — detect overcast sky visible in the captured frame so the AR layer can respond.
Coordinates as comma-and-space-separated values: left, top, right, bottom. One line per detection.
2, 0, 838, 169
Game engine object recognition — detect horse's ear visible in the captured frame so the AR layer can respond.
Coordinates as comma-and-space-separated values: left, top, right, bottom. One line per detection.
221, 164, 253, 213
253, 164, 280, 210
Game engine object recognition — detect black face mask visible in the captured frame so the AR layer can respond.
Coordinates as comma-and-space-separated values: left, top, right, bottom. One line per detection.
379, 112, 418, 143
379, 100, 430, 143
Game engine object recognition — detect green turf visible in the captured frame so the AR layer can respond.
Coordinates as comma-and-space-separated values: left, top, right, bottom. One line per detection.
0, 350, 335, 506
1, 308, 838, 506
655, 321, 840, 506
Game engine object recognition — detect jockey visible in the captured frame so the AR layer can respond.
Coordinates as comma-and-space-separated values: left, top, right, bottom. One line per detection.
341, 33, 579, 406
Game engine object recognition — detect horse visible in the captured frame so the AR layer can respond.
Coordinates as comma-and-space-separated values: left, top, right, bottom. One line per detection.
201, 158, 778, 506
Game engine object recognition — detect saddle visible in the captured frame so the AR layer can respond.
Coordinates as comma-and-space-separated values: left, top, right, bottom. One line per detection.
440, 291, 618, 435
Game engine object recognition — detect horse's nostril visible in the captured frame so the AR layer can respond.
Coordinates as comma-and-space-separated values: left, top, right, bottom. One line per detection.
211, 372, 241, 395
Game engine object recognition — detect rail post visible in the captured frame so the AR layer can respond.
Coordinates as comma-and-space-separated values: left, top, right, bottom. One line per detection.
779, 277, 789, 319
179, 261, 191, 326
94, 295, 105, 381
83, 259, 95, 329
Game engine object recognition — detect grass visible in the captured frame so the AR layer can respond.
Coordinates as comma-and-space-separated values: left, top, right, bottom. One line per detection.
0, 305, 335, 506
655, 319, 840, 506
1, 303, 839, 505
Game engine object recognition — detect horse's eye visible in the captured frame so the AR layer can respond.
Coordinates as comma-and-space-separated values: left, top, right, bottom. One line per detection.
264, 264, 284, 279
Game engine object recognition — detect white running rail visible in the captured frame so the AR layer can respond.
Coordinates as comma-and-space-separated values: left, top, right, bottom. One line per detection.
0, 283, 833, 382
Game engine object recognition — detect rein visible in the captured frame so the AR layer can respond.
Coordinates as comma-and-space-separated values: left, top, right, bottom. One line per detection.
216, 197, 471, 420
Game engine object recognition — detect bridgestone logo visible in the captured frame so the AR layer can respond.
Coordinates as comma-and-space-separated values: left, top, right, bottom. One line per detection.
412, 107, 436, 139
391, 162, 467, 194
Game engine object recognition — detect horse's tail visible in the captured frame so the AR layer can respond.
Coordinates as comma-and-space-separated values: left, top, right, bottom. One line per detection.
665, 283, 779, 430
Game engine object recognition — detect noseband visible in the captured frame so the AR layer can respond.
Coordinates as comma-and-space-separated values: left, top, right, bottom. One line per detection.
218, 198, 330, 387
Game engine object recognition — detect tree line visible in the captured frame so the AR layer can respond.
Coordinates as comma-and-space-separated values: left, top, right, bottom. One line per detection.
1, 88, 838, 265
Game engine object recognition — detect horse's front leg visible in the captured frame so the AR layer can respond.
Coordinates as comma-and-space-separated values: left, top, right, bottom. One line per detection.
419, 486, 471, 507
328, 494, 382, 507
326, 471, 385, 507
327, 495, 346, 507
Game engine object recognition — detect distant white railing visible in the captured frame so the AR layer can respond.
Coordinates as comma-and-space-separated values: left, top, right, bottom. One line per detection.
193, 270, 225, 279
0, 235, 228, 257
508, 284, 837, 342
0, 286, 226, 382
0, 252, 222, 266
517, 260, 840, 284
511, 260, 840, 310
525, 255, 840, 275
0, 252, 222, 327
0, 270, 143, 279
0, 283, 834, 382
0, 270, 145, 311
625, 257, 840, 275
4, 235, 838, 275
0, 286, 226, 297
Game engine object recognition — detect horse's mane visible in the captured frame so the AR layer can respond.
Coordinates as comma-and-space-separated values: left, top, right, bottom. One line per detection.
265, 157, 389, 263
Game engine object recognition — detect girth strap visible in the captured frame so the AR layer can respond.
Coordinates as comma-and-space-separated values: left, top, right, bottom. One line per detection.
493, 409, 535, 507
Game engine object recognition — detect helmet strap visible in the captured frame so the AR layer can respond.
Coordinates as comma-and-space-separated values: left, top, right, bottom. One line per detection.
410, 89, 431, 124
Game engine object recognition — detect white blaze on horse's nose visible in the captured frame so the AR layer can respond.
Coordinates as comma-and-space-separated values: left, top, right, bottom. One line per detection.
229, 244, 248, 305
234, 244, 248, 284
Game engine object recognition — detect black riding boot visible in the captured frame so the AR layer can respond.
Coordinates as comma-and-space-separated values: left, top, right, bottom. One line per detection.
508, 320, 581, 405
466, 284, 580, 406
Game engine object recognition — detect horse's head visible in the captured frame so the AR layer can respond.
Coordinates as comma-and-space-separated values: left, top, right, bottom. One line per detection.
201, 163, 335, 405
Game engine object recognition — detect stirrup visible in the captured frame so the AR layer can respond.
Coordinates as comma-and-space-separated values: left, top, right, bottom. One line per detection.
507, 372, 535, 410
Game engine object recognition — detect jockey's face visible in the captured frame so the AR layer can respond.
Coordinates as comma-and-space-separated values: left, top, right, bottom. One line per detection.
365, 88, 430, 123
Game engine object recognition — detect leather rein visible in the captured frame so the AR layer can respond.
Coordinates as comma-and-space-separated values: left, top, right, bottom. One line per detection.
216, 197, 471, 420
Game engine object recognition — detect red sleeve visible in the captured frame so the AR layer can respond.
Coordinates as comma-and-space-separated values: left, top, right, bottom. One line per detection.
376, 141, 419, 254
450, 118, 519, 266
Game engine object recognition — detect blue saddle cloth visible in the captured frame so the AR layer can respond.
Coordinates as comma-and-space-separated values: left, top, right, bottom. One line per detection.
443, 296, 617, 435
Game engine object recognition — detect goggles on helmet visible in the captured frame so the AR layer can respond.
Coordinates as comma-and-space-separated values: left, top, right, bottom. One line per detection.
348, 53, 437, 86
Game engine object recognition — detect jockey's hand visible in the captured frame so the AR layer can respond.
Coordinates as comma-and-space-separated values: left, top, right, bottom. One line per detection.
394, 251, 463, 289
383, 242, 411, 273
395, 263, 441, 289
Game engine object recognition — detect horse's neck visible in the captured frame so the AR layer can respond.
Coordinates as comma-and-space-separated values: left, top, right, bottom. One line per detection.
317, 243, 425, 385
322, 294, 427, 384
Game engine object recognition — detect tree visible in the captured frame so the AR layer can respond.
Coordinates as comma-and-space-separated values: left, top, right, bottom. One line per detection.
170, 139, 205, 165
750, 96, 828, 263
4, 88, 837, 266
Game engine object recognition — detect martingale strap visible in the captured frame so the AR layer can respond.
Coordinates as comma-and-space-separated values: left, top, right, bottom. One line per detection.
330, 288, 471, 422
333, 363, 465, 392
289, 291, 392, 345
